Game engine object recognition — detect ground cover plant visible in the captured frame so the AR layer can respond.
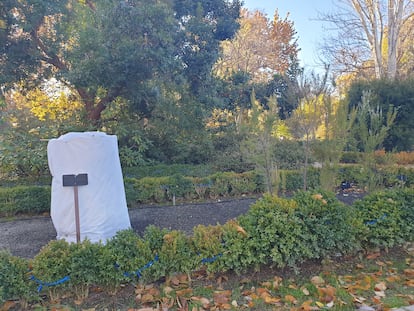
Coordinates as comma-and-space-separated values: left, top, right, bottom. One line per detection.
1, 187, 413, 310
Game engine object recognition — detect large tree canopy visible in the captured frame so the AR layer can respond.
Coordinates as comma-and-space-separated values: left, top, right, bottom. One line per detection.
0, 0, 241, 123
215, 9, 299, 83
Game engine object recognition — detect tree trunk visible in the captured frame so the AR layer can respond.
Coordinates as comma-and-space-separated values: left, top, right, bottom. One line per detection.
387, 0, 404, 79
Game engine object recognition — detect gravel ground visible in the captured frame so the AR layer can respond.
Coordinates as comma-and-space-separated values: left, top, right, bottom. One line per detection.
0, 198, 256, 259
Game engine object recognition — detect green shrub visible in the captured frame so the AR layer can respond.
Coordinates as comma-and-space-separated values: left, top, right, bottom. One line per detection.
0, 186, 50, 217
229, 171, 259, 195
337, 165, 365, 186
123, 164, 213, 179
221, 219, 253, 273
293, 190, 361, 257
68, 240, 104, 300
30, 240, 72, 301
340, 151, 362, 164
165, 174, 194, 199
281, 168, 320, 192
237, 195, 313, 269
353, 191, 405, 248
273, 140, 307, 170
128, 176, 170, 204
104, 229, 154, 283
192, 224, 225, 273
143, 225, 171, 254
157, 230, 198, 278
395, 167, 414, 187
0, 251, 37, 305
192, 177, 213, 200
394, 188, 414, 241
209, 172, 236, 198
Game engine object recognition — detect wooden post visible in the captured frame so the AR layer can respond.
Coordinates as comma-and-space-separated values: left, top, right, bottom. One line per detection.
63, 173, 88, 244
74, 185, 81, 243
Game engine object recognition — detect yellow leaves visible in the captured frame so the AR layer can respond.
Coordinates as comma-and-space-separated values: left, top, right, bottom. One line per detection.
226, 220, 248, 237
312, 193, 323, 200
311, 193, 327, 204
26, 87, 82, 122
0, 19, 6, 29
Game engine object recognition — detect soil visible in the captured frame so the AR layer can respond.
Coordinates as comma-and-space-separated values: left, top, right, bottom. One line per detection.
0, 192, 364, 259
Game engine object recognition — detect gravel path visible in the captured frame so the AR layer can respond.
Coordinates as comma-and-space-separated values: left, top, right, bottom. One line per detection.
0, 198, 256, 258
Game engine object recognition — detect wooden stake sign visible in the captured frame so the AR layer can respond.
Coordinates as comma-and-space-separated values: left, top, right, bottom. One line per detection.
62, 173, 88, 243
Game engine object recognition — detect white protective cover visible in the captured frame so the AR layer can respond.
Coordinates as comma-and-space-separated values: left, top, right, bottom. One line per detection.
47, 132, 131, 243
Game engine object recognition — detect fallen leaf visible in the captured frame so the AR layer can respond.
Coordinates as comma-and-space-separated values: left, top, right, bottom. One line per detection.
261, 281, 272, 288
141, 293, 155, 303
218, 303, 232, 310
404, 269, 414, 277
318, 286, 336, 303
374, 282, 386, 291
285, 294, 298, 304
300, 300, 316, 311
311, 276, 325, 286
256, 287, 270, 297
351, 294, 366, 303
264, 296, 281, 304
176, 288, 193, 298
366, 252, 381, 260
386, 275, 401, 282
376, 261, 386, 267
213, 290, 231, 305
302, 287, 310, 296
405, 279, 414, 287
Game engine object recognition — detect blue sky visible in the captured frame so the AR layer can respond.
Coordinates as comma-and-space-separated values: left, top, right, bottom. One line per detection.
243, 0, 336, 71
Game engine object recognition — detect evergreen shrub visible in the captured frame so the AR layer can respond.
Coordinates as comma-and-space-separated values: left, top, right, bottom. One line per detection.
237, 195, 313, 269
0, 251, 36, 305
0, 186, 50, 217
293, 190, 361, 257
353, 191, 406, 248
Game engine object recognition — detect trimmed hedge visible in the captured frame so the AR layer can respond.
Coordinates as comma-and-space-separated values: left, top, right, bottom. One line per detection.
1, 188, 413, 305
0, 186, 50, 217
2, 166, 413, 215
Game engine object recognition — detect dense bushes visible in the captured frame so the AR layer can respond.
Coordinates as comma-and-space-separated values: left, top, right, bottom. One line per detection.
2, 165, 413, 215
1, 187, 413, 305
0, 186, 50, 217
